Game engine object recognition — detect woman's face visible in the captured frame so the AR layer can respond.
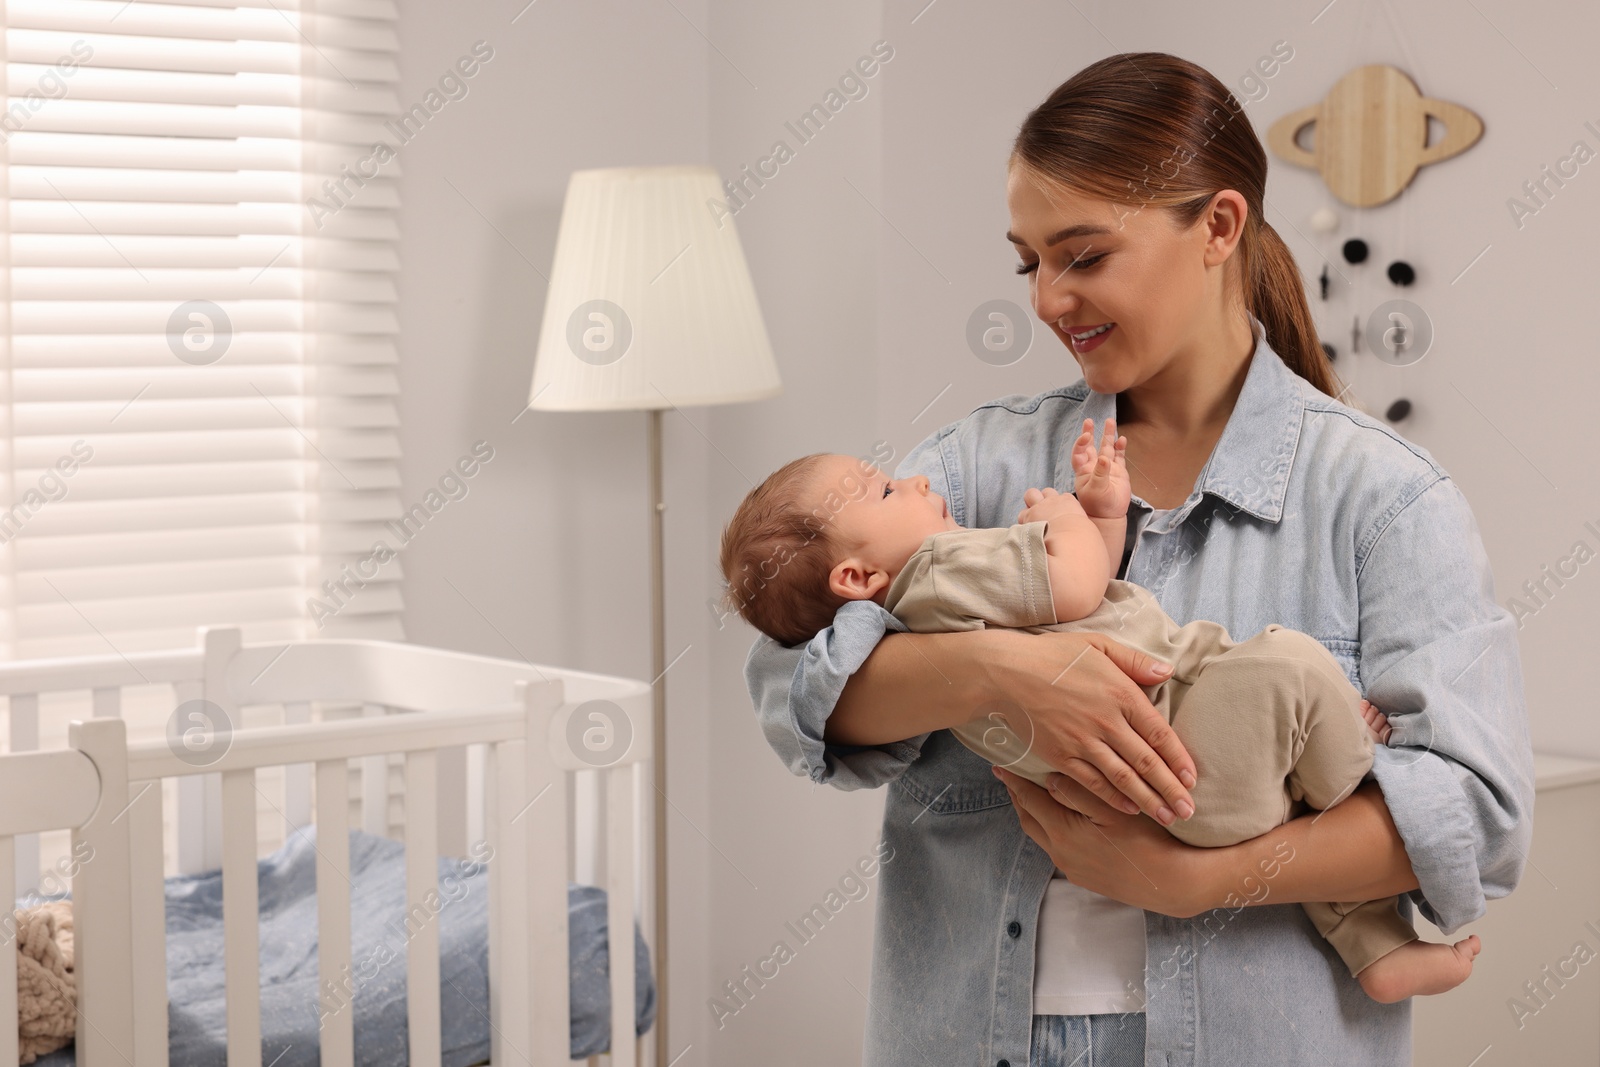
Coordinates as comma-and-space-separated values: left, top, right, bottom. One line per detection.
1004, 162, 1235, 395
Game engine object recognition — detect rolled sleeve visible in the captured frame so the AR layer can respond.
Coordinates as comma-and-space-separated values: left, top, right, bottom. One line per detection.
739, 426, 961, 790
743, 599, 929, 789
1358, 475, 1535, 934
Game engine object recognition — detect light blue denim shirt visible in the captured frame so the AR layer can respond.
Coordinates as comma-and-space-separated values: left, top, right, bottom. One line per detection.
742, 325, 1534, 1067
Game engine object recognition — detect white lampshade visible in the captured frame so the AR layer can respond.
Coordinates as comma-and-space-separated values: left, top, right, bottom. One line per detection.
528, 165, 783, 411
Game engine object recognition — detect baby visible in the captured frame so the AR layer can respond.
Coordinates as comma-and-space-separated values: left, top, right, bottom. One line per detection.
719, 417, 1481, 1004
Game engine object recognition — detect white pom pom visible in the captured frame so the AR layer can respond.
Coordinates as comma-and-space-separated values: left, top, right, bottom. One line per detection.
1310, 207, 1339, 233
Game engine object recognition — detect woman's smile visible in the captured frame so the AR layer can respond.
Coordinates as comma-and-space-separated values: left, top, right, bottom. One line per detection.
1070, 322, 1116, 353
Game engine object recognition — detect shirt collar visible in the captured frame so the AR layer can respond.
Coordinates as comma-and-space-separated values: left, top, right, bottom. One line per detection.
1076, 315, 1305, 523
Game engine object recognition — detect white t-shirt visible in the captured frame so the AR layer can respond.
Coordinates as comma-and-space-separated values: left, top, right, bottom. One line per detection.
1031, 877, 1149, 1014
1031, 504, 1170, 1016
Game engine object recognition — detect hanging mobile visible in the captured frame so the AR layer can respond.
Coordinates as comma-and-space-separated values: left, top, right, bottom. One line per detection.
1311, 209, 1338, 303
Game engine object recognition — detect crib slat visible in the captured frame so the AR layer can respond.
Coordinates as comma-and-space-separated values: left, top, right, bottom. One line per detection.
315, 759, 354, 1067
362, 703, 388, 836
221, 768, 262, 1067
607, 765, 637, 1067
489, 738, 529, 1066
10, 692, 39, 898
91, 686, 120, 719
70, 718, 136, 1067
404, 749, 443, 1064
128, 777, 171, 1067
283, 702, 313, 832
174, 679, 211, 875
574, 770, 599, 887
200, 627, 241, 876
520, 681, 569, 1067
0, 835, 17, 1067
466, 742, 487, 847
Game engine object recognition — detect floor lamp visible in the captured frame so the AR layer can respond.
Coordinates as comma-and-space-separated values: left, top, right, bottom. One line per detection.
526, 165, 782, 1065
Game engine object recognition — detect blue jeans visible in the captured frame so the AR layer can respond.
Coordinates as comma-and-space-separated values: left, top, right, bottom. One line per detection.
1029, 1012, 1146, 1066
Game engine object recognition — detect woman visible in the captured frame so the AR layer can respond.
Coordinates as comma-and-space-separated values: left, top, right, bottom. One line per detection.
741, 53, 1532, 1066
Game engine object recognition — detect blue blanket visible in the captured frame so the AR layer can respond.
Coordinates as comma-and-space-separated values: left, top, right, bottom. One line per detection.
30, 826, 655, 1066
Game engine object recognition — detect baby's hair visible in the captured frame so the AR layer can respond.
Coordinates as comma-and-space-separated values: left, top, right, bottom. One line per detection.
717, 453, 855, 647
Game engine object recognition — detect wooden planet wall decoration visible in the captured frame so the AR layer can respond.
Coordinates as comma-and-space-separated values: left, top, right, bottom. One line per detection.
1267, 64, 1483, 207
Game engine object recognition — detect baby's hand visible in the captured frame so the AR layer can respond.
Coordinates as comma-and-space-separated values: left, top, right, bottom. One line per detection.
1015, 485, 1085, 528
1071, 417, 1130, 519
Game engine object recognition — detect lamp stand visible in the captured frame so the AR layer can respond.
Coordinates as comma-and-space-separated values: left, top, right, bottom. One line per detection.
647, 408, 668, 1067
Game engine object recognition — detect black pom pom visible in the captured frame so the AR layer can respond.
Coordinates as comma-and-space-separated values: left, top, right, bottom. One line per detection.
1342, 239, 1369, 264
1321, 342, 1337, 362
1387, 260, 1416, 286
1385, 398, 1411, 422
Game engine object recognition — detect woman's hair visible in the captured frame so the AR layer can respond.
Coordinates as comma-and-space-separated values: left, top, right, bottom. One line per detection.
717, 453, 852, 648
1011, 52, 1349, 401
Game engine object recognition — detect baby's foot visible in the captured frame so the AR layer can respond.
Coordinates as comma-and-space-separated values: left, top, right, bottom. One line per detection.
1356, 935, 1481, 1003
1359, 699, 1391, 744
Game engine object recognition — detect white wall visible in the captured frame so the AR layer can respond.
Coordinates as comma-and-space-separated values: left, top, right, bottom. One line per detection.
395, 1, 1600, 1063
700, 5, 889, 1065
391, 0, 716, 1060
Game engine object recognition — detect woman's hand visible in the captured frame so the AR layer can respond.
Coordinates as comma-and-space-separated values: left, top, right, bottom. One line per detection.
984, 629, 1196, 825
994, 765, 1217, 918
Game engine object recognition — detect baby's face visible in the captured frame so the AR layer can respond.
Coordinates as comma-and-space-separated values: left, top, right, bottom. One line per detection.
812, 454, 959, 580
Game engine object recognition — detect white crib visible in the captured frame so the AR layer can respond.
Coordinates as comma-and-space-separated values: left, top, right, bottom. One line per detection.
0, 627, 655, 1067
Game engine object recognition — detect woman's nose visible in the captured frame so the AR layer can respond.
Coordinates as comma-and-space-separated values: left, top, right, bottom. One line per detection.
1030, 271, 1080, 324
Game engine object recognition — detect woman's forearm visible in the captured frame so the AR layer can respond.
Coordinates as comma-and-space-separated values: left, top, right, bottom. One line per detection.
1204, 782, 1421, 908
822, 628, 1007, 746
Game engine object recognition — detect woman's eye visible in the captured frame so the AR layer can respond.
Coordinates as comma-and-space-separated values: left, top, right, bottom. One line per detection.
1017, 254, 1103, 275
882, 482, 893, 498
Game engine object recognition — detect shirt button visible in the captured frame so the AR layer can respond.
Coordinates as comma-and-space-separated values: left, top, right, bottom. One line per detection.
1007, 920, 1022, 938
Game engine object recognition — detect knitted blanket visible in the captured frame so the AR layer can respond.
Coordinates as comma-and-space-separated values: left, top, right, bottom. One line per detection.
14, 901, 75, 1064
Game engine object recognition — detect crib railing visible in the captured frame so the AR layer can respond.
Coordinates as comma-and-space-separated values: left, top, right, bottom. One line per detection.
0, 627, 654, 1067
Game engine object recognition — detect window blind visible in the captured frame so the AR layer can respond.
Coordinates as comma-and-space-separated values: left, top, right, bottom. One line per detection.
0, 0, 404, 665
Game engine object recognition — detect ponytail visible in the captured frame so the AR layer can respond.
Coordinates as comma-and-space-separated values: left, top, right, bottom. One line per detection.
1246, 219, 1343, 399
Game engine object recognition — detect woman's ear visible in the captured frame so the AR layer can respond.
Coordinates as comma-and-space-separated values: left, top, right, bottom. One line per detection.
1202, 189, 1248, 266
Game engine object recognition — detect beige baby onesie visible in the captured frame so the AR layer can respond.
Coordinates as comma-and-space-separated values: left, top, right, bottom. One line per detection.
882, 520, 1418, 977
